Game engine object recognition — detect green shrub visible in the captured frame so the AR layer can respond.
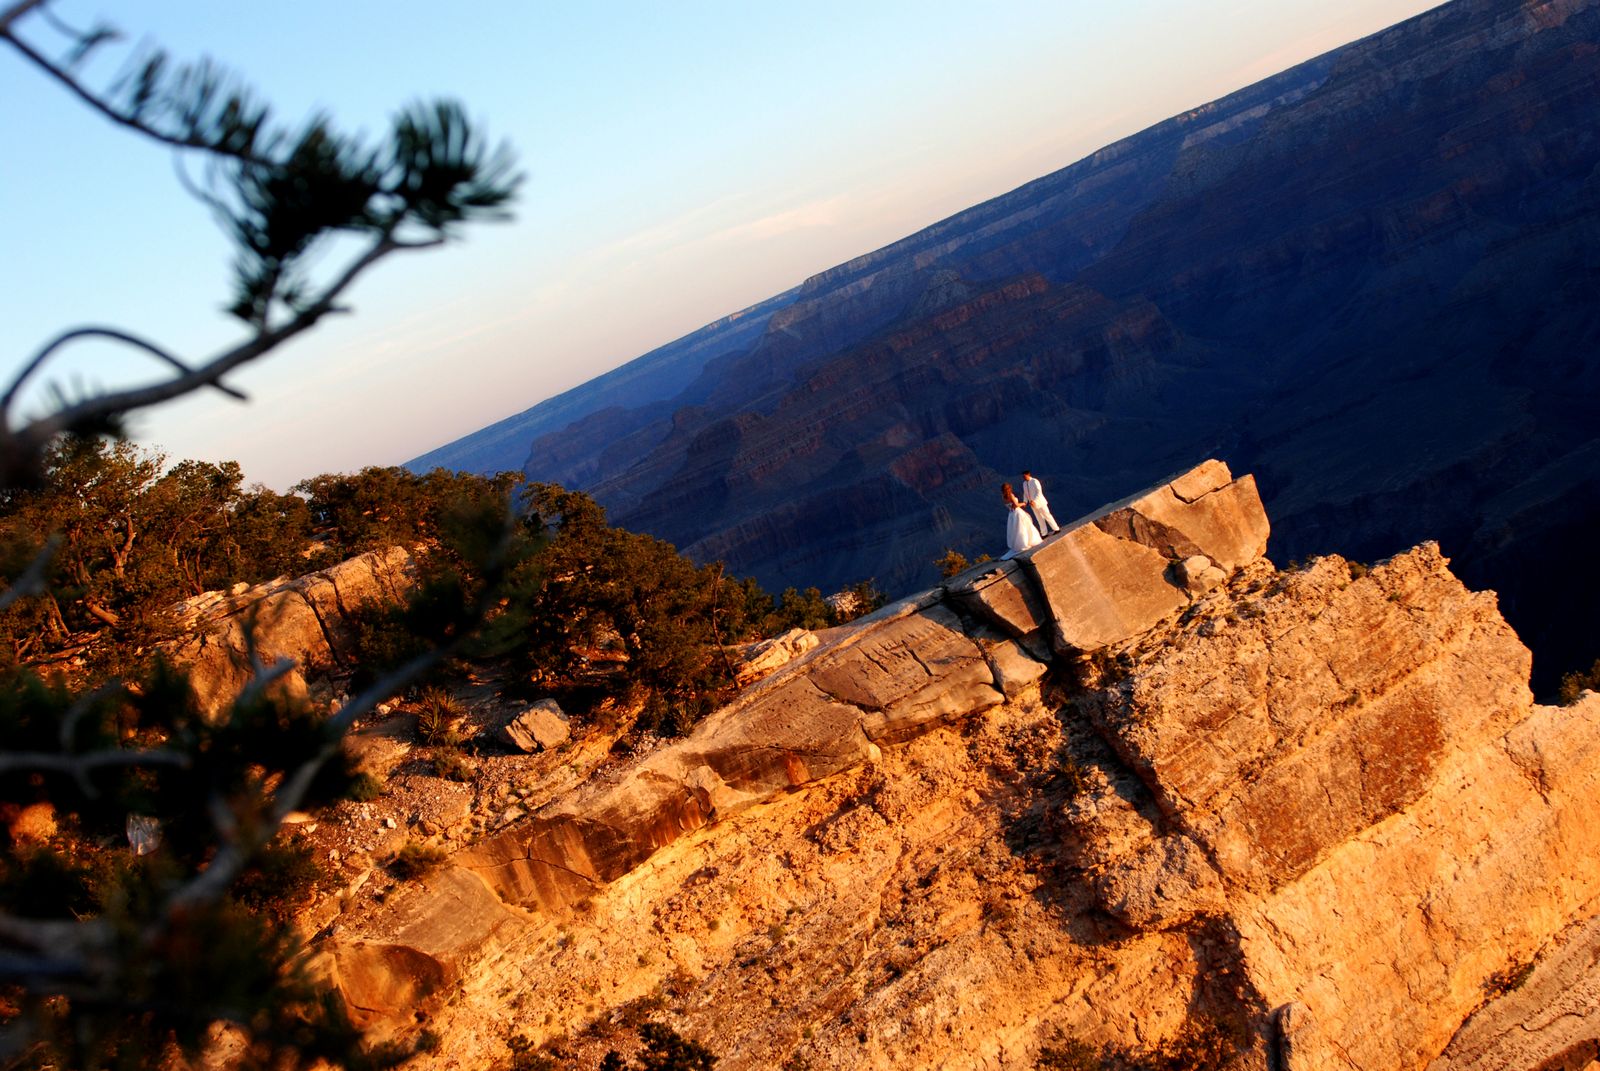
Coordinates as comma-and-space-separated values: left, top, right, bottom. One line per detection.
510, 483, 757, 736
230, 842, 329, 924
343, 599, 434, 691
1058, 757, 1093, 800
1483, 958, 1536, 997
1558, 658, 1600, 705
345, 772, 385, 802
1036, 1015, 1243, 1071
936, 548, 992, 579
388, 842, 447, 880
1036, 1037, 1099, 1070
831, 578, 886, 623
1131, 1015, 1243, 1071
764, 587, 833, 633
506, 1033, 566, 1071
432, 746, 474, 782
602, 1022, 718, 1071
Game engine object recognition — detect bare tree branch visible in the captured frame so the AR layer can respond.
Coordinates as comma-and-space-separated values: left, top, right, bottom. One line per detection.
3, 327, 249, 418
0, 749, 192, 778
0, 916, 109, 992
0, 1, 46, 36
229, 655, 297, 711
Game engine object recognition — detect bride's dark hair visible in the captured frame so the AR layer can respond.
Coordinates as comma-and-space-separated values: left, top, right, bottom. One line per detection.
1001, 482, 1020, 508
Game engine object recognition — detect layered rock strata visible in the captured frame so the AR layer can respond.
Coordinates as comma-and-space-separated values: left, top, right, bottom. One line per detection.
325, 461, 1258, 1013
317, 463, 1600, 1071
326, 589, 1023, 1021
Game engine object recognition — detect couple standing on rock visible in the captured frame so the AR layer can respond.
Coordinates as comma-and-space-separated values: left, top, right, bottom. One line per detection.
1001, 470, 1059, 558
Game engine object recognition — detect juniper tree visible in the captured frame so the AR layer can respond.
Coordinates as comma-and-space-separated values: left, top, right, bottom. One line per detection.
0, 3, 520, 1066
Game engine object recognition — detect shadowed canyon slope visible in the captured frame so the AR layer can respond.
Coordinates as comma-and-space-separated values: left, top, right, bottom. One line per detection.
412, 0, 1600, 691
321, 464, 1600, 1071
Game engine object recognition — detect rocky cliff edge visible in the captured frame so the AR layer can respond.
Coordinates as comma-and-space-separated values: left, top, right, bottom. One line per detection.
315, 461, 1600, 1071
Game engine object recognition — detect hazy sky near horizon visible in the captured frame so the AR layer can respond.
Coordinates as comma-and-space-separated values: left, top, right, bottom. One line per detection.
4, 0, 1442, 489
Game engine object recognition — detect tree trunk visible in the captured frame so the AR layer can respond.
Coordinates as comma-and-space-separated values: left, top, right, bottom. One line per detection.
110, 520, 137, 580
45, 594, 69, 638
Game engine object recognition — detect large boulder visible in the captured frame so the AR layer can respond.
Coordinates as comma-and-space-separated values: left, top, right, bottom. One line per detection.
943, 557, 1050, 640
501, 700, 571, 753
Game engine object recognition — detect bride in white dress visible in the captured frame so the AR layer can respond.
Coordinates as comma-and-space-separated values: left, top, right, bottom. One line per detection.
1002, 482, 1042, 558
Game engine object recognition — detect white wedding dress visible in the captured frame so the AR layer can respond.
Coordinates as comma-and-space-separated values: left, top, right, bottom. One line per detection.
1003, 504, 1042, 558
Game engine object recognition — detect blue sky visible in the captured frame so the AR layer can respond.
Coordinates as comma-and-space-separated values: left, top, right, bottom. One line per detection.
3, 1, 1442, 489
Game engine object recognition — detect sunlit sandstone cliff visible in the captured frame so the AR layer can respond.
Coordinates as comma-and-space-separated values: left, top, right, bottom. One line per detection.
313, 461, 1600, 1070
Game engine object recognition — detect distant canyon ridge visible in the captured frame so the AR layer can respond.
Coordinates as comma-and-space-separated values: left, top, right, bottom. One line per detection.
409, 0, 1600, 693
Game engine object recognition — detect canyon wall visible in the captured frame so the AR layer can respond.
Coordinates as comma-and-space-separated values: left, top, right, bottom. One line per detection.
414, 0, 1600, 695
316, 462, 1600, 1070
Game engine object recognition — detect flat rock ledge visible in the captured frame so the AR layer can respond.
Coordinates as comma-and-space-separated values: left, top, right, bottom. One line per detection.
323, 460, 1271, 1023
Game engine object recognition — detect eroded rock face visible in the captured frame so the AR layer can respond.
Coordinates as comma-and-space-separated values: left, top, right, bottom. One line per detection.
1429, 909, 1600, 1071
1061, 544, 1600, 1070
167, 547, 416, 719
316, 465, 1600, 1071
1076, 545, 1530, 896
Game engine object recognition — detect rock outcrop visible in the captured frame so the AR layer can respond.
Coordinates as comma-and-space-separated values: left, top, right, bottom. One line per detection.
312, 460, 1600, 1070
726, 626, 820, 686
166, 546, 416, 719
947, 458, 1268, 655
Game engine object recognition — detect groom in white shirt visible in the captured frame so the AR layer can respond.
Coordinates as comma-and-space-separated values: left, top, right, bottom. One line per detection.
1021, 470, 1060, 534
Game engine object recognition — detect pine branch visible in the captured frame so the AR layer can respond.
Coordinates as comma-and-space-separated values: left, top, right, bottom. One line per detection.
0, 232, 430, 485
3, 326, 249, 419
0, 19, 274, 165
3, 15, 518, 485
